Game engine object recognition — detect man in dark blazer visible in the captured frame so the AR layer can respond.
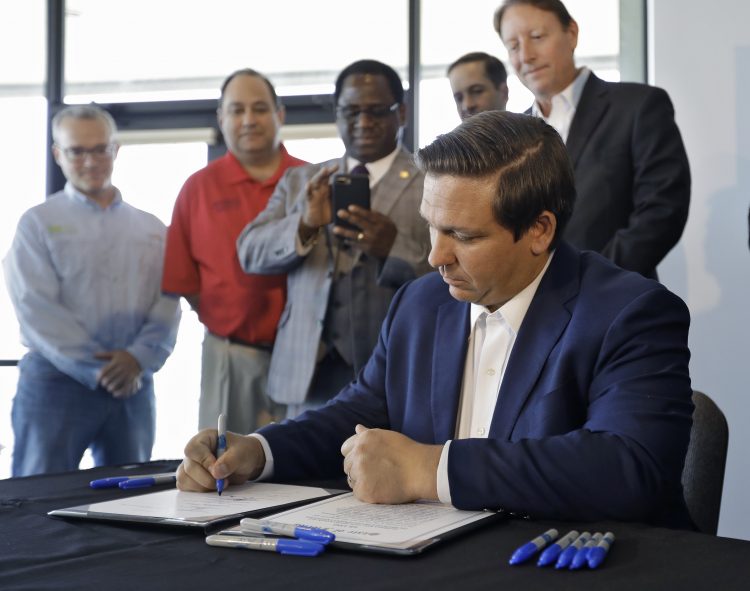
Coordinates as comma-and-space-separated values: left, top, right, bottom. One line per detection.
495, 0, 690, 279
179, 111, 693, 528
236, 60, 431, 417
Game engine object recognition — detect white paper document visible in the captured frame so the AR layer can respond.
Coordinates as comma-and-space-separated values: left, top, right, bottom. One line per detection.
244, 493, 501, 554
49, 482, 339, 528
88, 482, 332, 520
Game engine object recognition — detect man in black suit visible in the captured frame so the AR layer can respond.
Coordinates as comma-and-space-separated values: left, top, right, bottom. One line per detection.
494, 0, 690, 278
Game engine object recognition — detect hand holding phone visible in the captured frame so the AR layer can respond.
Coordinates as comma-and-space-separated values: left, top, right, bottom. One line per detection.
331, 173, 371, 231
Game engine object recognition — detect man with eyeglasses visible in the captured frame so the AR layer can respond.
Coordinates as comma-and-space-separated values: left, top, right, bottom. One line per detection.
237, 59, 431, 417
3, 104, 181, 477
162, 69, 306, 435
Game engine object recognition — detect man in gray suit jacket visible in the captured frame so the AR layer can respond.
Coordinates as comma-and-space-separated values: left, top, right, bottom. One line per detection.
495, 0, 690, 279
237, 60, 431, 417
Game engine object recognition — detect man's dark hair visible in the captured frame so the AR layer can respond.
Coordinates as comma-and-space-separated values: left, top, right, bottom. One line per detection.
494, 0, 574, 33
219, 68, 280, 109
447, 52, 508, 88
334, 60, 404, 105
415, 111, 575, 247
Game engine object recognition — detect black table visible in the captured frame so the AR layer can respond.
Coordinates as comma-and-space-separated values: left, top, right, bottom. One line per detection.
1, 461, 748, 591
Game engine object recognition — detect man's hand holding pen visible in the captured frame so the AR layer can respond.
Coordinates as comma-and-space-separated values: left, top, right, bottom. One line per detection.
177, 430, 265, 493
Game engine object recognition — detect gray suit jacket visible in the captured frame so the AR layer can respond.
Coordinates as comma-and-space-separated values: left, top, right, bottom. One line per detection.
237, 148, 431, 404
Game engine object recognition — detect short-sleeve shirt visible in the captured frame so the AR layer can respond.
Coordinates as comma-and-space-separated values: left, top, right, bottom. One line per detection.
162, 147, 306, 344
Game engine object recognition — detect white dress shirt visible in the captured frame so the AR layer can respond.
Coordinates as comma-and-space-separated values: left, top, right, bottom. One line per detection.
531, 67, 590, 142
436, 253, 554, 503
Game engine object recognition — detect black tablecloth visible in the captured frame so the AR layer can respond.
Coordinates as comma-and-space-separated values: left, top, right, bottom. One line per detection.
1, 461, 749, 591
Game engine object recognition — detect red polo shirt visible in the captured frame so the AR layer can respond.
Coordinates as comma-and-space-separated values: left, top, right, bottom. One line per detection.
162, 147, 306, 344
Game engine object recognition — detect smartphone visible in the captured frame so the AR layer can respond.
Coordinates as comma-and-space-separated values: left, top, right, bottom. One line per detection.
331, 173, 370, 231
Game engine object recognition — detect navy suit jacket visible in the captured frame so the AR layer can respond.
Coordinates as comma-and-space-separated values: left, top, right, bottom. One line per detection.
259, 242, 694, 527
549, 73, 691, 278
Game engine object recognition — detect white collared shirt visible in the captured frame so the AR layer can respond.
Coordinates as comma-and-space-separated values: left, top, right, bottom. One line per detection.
436, 253, 554, 503
531, 67, 590, 142
346, 145, 401, 188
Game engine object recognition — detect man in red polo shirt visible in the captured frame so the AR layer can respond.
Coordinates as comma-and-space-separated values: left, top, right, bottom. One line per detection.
162, 69, 306, 433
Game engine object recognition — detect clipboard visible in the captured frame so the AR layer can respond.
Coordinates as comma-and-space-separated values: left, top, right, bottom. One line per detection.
48, 482, 345, 533
214, 492, 507, 555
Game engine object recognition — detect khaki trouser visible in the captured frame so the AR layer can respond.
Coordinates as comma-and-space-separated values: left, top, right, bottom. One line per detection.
198, 332, 285, 434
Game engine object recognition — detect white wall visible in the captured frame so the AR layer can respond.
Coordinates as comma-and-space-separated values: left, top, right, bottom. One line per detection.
650, 0, 750, 540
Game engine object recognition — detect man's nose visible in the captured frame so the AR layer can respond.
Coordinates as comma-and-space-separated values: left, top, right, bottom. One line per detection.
462, 98, 476, 116
427, 232, 454, 269
519, 40, 535, 63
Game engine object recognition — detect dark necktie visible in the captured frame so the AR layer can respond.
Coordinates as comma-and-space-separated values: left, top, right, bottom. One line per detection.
350, 162, 369, 176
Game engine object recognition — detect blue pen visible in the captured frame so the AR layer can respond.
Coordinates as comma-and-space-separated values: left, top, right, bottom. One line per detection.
90, 477, 130, 489
555, 531, 591, 569
216, 413, 227, 495
119, 474, 177, 489
508, 528, 559, 565
205, 534, 325, 557
240, 518, 336, 545
537, 529, 579, 566
588, 531, 615, 569
89, 473, 176, 489
570, 532, 603, 570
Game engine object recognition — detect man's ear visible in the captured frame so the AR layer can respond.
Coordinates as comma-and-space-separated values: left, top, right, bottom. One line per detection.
530, 211, 557, 255
397, 102, 407, 128
567, 18, 579, 52
52, 144, 62, 167
275, 104, 286, 126
500, 82, 509, 109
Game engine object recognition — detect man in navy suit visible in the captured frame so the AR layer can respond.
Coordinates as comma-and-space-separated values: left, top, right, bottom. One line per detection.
495, 0, 690, 279
178, 111, 694, 527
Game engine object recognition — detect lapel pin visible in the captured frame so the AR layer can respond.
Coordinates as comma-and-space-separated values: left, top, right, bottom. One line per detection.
399, 170, 410, 179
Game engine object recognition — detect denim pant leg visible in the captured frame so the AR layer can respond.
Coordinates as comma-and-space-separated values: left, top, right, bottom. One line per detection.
89, 377, 155, 467
11, 353, 105, 477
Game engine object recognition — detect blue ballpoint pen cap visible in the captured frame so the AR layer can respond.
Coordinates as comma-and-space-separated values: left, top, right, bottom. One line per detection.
537, 544, 562, 566
509, 542, 537, 565
89, 477, 129, 489
555, 546, 577, 569
588, 547, 607, 568
294, 526, 336, 544
120, 478, 156, 489
276, 539, 326, 557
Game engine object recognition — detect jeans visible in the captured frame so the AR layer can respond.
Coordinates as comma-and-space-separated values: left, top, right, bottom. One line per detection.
11, 352, 155, 477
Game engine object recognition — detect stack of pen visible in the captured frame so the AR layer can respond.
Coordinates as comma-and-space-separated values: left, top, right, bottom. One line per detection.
509, 528, 615, 570
205, 518, 336, 557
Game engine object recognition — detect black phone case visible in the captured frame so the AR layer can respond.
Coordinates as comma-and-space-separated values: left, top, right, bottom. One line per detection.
332, 174, 371, 231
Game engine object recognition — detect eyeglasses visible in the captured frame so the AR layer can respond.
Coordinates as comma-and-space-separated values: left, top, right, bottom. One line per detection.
335, 103, 399, 122
57, 143, 116, 161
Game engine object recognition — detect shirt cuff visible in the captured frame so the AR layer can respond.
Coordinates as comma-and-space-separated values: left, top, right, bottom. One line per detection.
248, 433, 274, 481
437, 441, 452, 504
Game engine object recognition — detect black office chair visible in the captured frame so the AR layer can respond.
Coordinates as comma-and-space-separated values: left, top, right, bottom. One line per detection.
681, 390, 729, 534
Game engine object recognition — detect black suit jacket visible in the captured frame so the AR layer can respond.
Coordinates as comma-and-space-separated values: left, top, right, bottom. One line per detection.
560, 72, 690, 278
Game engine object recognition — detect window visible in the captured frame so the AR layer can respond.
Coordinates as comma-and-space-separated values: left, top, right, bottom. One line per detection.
418, 0, 621, 146
64, 0, 409, 103
0, 0, 46, 478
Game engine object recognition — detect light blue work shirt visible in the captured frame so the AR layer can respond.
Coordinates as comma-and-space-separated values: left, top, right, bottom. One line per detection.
3, 183, 181, 390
